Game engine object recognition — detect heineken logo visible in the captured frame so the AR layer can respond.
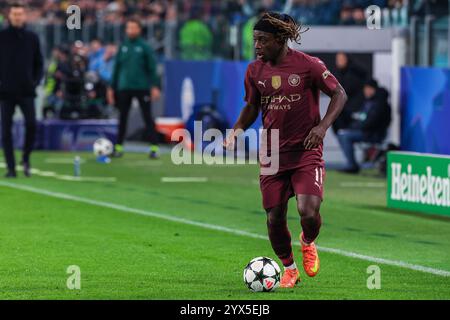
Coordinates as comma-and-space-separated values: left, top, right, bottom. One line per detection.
390, 163, 450, 207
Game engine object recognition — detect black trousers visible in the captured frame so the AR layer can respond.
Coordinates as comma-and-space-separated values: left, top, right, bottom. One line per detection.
0, 97, 36, 171
116, 90, 158, 146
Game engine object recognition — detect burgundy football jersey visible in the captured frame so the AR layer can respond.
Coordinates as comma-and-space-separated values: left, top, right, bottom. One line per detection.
244, 48, 339, 156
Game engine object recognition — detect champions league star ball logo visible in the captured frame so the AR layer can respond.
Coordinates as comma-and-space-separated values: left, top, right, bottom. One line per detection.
288, 74, 301, 87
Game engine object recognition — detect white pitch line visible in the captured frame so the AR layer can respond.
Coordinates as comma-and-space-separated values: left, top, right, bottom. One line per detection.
0, 162, 116, 183
56, 175, 117, 182
0, 181, 449, 278
161, 177, 208, 183
44, 158, 87, 164
31, 169, 56, 177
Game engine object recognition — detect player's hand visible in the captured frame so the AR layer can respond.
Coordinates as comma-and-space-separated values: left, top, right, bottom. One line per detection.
151, 87, 161, 101
223, 130, 237, 151
107, 88, 115, 106
304, 125, 326, 150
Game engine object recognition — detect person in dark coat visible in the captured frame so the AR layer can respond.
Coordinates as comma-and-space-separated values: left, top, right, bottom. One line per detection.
0, 2, 43, 178
337, 79, 391, 173
332, 52, 367, 134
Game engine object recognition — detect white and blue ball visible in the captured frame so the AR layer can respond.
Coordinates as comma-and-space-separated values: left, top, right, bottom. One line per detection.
93, 138, 113, 157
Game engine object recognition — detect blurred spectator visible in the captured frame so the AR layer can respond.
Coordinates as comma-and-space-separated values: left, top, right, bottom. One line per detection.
336, 79, 391, 174
241, 12, 258, 61
43, 46, 70, 118
351, 6, 366, 25
289, 0, 315, 25
340, 4, 355, 25
333, 52, 367, 134
165, 0, 178, 22
59, 46, 89, 119
179, 7, 213, 60
96, 44, 118, 84
88, 39, 105, 72
42, 41, 110, 120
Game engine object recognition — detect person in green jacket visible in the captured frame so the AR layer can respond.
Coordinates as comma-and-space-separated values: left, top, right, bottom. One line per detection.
241, 16, 257, 61
108, 18, 161, 159
179, 19, 213, 60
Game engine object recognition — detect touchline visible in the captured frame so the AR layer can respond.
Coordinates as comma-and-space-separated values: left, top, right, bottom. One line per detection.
390, 163, 450, 207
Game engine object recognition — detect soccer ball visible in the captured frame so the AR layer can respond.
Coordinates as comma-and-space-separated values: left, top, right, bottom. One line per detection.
243, 257, 281, 292
93, 138, 113, 157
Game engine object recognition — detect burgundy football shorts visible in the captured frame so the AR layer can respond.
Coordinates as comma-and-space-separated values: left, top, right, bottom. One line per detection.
259, 152, 325, 210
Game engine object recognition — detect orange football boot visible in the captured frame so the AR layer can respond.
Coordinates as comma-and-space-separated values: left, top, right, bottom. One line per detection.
300, 232, 320, 277
280, 268, 300, 288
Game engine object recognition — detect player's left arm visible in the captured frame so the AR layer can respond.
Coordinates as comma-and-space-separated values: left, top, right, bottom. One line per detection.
304, 59, 347, 150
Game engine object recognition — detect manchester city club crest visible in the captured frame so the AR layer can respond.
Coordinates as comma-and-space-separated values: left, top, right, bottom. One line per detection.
271, 75, 282, 89
288, 74, 301, 87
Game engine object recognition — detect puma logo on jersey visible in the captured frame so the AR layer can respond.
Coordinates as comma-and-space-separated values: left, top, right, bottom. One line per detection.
322, 70, 331, 79
258, 80, 267, 88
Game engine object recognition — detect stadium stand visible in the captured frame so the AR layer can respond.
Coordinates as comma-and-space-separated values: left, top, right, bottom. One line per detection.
0, 1, 406, 25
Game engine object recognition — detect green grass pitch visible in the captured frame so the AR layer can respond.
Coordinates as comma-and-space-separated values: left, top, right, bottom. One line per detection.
0, 151, 449, 300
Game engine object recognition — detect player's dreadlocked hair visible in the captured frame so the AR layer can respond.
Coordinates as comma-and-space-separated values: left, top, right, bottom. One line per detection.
254, 12, 309, 45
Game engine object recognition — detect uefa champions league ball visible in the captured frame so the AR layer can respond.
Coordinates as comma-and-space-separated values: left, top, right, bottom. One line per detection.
243, 257, 281, 292
93, 138, 114, 157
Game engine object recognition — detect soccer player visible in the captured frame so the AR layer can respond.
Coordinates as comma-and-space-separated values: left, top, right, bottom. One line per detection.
224, 12, 347, 288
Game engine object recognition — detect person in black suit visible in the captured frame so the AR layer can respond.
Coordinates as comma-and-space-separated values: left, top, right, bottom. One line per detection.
0, 2, 43, 178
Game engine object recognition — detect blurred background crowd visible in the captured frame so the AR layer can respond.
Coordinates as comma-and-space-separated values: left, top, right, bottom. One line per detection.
0, 0, 402, 121
0, 1, 442, 121
0, 0, 411, 26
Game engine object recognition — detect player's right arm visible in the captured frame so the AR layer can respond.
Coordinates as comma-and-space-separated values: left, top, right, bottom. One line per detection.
224, 66, 260, 150
223, 102, 259, 149
304, 57, 347, 150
